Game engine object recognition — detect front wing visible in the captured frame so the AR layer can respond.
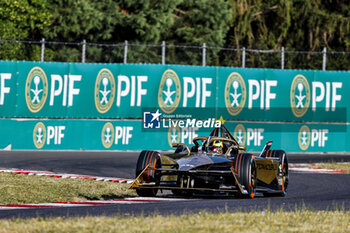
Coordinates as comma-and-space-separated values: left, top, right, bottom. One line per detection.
130, 159, 284, 196
130, 165, 248, 195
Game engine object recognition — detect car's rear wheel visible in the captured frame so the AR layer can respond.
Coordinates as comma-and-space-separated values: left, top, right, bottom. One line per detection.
263, 150, 288, 197
135, 150, 161, 197
235, 154, 257, 198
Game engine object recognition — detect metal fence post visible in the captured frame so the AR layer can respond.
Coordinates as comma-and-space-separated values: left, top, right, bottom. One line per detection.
202, 43, 206, 66
242, 47, 246, 68
82, 39, 86, 63
322, 47, 327, 71
40, 38, 45, 62
162, 41, 166, 65
124, 40, 128, 64
281, 47, 285, 69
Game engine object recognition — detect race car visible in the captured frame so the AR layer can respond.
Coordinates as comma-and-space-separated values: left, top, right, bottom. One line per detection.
130, 125, 288, 198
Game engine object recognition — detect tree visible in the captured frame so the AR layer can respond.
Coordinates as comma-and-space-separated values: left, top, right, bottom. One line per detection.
43, 0, 181, 63
285, 0, 350, 70
224, 0, 350, 69
1, 0, 349, 70
165, 0, 231, 66
42, 0, 121, 62
107, 0, 181, 63
0, 0, 51, 60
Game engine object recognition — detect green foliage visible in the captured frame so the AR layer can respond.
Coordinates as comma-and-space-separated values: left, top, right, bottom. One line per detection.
108, 0, 181, 63
43, 0, 181, 63
167, 0, 231, 65
44, 0, 121, 42
0, 0, 349, 69
224, 0, 350, 69
43, 0, 121, 62
0, 0, 51, 60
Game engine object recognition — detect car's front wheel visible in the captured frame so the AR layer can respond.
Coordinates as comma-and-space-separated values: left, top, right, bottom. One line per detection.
235, 153, 257, 198
135, 150, 161, 197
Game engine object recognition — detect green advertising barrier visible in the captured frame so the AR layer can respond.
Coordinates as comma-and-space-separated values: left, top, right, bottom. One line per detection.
0, 61, 349, 122
0, 61, 349, 152
0, 119, 348, 152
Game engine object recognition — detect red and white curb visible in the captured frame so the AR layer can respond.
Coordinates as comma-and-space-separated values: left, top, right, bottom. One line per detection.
0, 168, 135, 184
289, 163, 347, 174
0, 197, 188, 210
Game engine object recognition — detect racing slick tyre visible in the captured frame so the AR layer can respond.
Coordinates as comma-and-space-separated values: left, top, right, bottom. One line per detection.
135, 151, 161, 197
234, 154, 257, 198
263, 150, 289, 197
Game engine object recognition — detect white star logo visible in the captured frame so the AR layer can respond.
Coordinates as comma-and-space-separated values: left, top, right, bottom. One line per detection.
150, 110, 162, 123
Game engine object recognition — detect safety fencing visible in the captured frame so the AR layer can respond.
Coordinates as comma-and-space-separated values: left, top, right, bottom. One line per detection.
1, 39, 350, 70
0, 61, 349, 152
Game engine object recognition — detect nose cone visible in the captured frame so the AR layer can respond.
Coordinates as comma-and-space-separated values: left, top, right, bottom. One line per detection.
177, 153, 214, 171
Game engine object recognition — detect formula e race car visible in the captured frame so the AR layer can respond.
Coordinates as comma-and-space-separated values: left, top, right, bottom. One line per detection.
130, 125, 288, 198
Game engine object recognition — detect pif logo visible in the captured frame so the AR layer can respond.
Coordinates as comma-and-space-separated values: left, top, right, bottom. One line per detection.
95, 69, 116, 113
233, 124, 264, 146
298, 125, 311, 150
225, 72, 246, 116
101, 122, 133, 148
233, 124, 246, 146
25, 67, 48, 113
290, 75, 311, 118
158, 69, 181, 114
33, 122, 66, 149
168, 125, 181, 147
101, 122, 115, 149
33, 122, 47, 149
298, 125, 329, 150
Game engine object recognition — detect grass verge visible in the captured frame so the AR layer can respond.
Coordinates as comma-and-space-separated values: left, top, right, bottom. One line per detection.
309, 162, 350, 173
0, 173, 136, 204
0, 210, 349, 233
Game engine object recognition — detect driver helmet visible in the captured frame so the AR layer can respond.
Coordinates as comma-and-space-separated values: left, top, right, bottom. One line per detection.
212, 141, 223, 154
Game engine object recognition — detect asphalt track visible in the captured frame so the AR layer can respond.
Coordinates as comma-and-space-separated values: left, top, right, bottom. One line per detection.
0, 151, 349, 219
